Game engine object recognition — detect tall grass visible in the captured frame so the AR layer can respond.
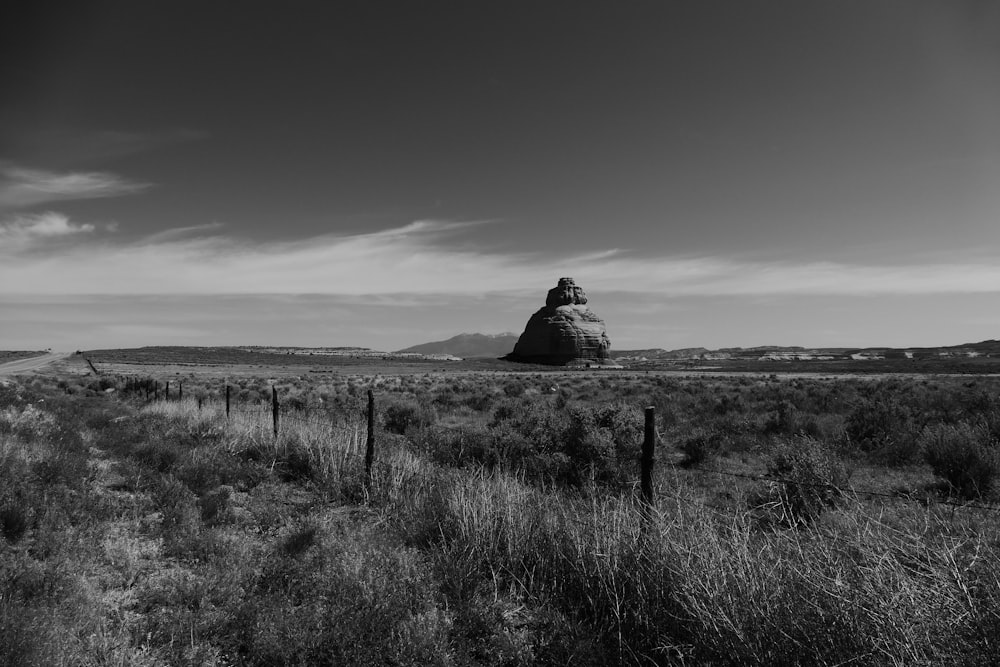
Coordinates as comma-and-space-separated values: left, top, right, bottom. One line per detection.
7, 375, 1000, 664
138, 395, 1000, 664
380, 464, 1000, 664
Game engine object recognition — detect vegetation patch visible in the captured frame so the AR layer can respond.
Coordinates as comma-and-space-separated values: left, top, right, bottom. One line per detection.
2, 369, 1000, 663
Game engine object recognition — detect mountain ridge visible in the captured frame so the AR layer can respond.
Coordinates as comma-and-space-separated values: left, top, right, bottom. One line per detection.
396, 333, 520, 358
614, 339, 1000, 360
397, 333, 1000, 361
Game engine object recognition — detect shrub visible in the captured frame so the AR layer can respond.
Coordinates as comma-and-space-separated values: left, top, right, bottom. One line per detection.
199, 485, 233, 525
484, 400, 642, 489
415, 426, 499, 469
383, 400, 437, 435
921, 422, 1000, 500
32, 449, 90, 489
679, 430, 724, 467
237, 533, 451, 666
845, 397, 919, 464
763, 400, 798, 436
277, 439, 313, 482
282, 525, 318, 557
561, 409, 617, 488
0, 506, 28, 544
131, 440, 182, 473
502, 380, 525, 398
462, 390, 494, 413
754, 436, 849, 526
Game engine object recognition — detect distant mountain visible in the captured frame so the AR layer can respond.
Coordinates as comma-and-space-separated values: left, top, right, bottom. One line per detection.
397, 333, 520, 358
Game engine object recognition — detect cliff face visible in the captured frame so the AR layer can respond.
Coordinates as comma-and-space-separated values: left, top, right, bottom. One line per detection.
508, 278, 611, 365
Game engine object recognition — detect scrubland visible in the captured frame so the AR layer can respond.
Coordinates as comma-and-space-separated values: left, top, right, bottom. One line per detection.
3, 369, 1000, 665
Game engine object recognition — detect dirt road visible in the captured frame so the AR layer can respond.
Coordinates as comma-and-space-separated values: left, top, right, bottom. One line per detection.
0, 352, 72, 375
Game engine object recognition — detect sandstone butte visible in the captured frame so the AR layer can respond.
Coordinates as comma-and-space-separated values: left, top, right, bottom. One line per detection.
506, 277, 612, 365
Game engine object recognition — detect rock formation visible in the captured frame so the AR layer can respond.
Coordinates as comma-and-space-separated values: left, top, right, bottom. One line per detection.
507, 277, 611, 365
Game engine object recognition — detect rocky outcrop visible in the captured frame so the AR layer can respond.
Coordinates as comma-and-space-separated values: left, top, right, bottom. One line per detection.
507, 278, 611, 365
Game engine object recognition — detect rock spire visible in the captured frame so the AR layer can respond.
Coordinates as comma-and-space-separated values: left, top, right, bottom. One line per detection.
507, 277, 611, 365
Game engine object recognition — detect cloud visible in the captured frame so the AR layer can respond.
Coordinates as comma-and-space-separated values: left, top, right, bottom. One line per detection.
142, 221, 225, 243
0, 212, 95, 249
1, 216, 999, 298
0, 163, 151, 210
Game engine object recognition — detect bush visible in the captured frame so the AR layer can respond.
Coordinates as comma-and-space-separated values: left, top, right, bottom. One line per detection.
845, 397, 919, 463
561, 409, 617, 488
0, 506, 28, 544
278, 440, 313, 482
754, 436, 849, 526
921, 422, 1000, 500
236, 533, 451, 665
32, 449, 90, 489
502, 380, 525, 398
199, 485, 234, 525
415, 426, 499, 469
383, 400, 437, 435
462, 390, 494, 413
131, 440, 182, 473
281, 525, 318, 557
484, 400, 642, 489
763, 400, 798, 436
679, 430, 724, 467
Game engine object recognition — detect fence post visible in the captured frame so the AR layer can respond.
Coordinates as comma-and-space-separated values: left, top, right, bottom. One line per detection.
272, 386, 279, 438
226, 384, 231, 419
641, 406, 656, 512
178, 382, 182, 401
154, 383, 158, 401
365, 389, 376, 484
165, 381, 169, 401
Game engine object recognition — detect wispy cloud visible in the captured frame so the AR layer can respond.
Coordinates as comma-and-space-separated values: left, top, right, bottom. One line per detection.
0, 163, 151, 210
0, 212, 95, 249
2, 216, 999, 298
142, 221, 225, 243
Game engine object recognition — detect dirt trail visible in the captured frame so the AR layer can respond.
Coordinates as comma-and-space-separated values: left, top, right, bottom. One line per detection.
0, 352, 72, 375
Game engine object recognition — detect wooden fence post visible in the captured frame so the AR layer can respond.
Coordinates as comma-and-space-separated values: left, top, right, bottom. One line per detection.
641, 406, 656, 512
178, 382, 182, 401
225, 384, 231, 419
164, 381, 169, 401
365, 389, 376, 484
272, 386, 279, 438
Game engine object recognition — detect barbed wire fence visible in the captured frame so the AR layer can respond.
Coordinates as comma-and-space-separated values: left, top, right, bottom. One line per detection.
110, 373, 1000, 520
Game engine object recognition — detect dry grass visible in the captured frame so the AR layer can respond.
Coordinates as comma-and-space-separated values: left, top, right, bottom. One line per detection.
385, 465, 1000, 664
5, 372, 1000, 664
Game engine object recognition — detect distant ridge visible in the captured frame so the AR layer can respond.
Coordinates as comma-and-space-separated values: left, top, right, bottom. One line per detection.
613, 340, 1000, 361
397, 333, 519, 358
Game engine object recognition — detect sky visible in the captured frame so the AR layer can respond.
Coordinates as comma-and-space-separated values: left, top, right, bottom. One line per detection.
2, 0, 1000, 352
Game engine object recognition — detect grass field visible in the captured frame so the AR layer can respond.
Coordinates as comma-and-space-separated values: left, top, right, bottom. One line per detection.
4, 353, 1000, 664
81, 345, 1000, 376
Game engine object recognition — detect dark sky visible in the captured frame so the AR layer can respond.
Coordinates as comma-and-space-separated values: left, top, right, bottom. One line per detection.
2, 1, 1000, 350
